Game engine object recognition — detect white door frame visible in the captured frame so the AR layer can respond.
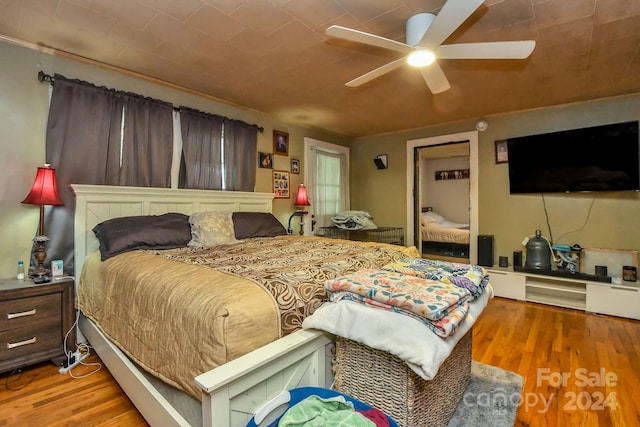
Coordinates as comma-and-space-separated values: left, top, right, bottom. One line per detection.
406, 131, 479, 263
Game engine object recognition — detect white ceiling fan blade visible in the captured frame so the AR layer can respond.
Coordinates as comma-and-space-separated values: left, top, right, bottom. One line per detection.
420, 63, 451, 94
437, 41, 536, 59
326, 25, 413, 54
419, 0, 484, 50
346, 58, 406, 87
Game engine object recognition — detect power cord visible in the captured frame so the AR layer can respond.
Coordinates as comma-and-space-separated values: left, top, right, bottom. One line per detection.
555, 197, 596, 244
58, 280, 102, 378
541, 194, 554, 244
68, 343, 101, 379
2, 368, 40, 391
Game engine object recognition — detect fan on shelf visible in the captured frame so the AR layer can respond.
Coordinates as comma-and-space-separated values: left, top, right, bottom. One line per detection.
325, 0, 535, 94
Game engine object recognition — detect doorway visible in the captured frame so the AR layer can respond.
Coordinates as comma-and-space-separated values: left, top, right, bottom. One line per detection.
406, 131, 479, 264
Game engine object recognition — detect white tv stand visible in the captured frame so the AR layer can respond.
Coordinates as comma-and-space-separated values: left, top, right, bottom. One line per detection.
487, 267, 640, 320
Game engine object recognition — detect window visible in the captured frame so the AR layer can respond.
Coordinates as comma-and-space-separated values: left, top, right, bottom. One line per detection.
304, 138, 350, 231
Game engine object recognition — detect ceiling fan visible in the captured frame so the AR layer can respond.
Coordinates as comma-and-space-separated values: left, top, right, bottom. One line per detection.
325, 0, 535, 94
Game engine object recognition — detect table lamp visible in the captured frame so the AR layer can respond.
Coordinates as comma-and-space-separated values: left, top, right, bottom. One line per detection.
287, 184, 311, 235
22, 164, 64, 279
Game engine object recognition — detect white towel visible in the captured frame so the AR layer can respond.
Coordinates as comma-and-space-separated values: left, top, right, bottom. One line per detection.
302, 285, 493, 380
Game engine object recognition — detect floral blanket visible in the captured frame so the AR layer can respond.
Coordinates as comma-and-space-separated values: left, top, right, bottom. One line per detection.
382, 258, 489, 300
325, 268, 471, 337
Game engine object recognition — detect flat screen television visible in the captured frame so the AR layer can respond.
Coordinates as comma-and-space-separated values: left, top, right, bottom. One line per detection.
507, 121, 640, 194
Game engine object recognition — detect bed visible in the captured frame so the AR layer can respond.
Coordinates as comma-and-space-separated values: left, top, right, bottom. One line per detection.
420, 210, 470, 259
72, 184, 421, 427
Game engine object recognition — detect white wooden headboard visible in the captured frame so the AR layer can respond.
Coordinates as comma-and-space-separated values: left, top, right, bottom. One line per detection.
71, 184, 274, 283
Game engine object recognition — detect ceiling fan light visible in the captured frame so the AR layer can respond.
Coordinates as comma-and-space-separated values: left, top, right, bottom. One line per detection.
407, 50, 436, 67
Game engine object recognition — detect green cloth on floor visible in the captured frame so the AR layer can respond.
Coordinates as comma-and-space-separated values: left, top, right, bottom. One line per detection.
278, 394, 375, 427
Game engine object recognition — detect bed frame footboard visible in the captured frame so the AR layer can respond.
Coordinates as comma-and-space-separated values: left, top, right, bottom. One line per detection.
81, 314, 334, 427
198, 329, 334, 427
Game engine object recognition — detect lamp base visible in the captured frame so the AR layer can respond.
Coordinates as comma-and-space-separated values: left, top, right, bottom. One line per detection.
32, 235, 51, 282
288, 210, 309, 235
31, 262, 51, 283
32, 274, 51, 284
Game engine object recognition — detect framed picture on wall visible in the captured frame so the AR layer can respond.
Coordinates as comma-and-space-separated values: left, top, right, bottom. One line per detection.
259, 152, 273, 169
495, 140, 508, 164
273, 130, 289, 156
435, 169, 469, 180
291, 158, 300, 174
272, 170, 290, 198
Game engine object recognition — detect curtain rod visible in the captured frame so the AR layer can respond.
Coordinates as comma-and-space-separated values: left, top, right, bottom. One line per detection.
37, 71, 264, 133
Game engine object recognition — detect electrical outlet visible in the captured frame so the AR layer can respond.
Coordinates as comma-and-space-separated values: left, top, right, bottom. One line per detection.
59, 351, 89, 374
522, 236, 529, 246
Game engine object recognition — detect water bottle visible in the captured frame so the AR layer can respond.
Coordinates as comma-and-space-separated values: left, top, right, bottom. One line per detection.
525, 230, 552, 270
17, 260, 25, 280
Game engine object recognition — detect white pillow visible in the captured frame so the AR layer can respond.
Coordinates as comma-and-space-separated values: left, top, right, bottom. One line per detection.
421, 211, 444, 225
188, 211, 238, 247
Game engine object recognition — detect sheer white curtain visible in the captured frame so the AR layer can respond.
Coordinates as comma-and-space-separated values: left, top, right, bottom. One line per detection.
304, 138, 349, 231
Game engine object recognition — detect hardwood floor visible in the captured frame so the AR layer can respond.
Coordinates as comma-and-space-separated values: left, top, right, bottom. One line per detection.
0, 297, 638, 426
473, 298, 640, 427
0, 354, 147, 426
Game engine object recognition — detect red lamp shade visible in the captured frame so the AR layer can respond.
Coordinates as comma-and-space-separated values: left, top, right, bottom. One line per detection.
22, 165, 64, 206
294, 184, 311, 207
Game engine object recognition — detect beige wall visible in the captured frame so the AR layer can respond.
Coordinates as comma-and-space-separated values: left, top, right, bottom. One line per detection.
0, 40, 350, 278
421, 156, 470, 224
352, 94, 640, 265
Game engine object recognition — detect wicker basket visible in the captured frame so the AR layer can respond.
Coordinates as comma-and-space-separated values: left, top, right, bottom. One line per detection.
334, 329, 472, 427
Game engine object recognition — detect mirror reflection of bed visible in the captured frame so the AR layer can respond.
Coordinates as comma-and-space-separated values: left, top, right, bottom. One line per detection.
420, 209, 470, 261
418, 142, 471, 263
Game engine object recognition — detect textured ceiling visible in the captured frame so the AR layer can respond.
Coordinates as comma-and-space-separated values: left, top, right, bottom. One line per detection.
1, 0, 639, 137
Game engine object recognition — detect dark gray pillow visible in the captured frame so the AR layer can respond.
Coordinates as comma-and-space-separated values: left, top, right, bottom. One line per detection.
93, 213, 191, 261
232, 212, 287, 239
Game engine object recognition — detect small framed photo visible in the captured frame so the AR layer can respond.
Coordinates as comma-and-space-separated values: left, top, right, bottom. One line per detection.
51, 260, 63, 277
273, 130, 289, 156
259, 152, 273, 169
273, 170, 290, 198
435, 169, 469, 180
291, 157, 300, 174
495, 140, 508, 164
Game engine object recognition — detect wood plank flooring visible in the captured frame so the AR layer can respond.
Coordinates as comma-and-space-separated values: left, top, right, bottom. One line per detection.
0, 297, 638, 426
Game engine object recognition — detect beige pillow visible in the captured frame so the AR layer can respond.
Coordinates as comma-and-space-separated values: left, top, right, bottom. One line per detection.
189, 211, 238, 247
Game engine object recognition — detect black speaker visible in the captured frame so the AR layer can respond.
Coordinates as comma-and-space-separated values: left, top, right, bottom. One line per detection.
477, 235, 494, 267
513, 250, 523, 268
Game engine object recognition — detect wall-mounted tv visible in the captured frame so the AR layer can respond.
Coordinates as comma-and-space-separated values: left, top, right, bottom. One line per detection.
507, 121, 640, 194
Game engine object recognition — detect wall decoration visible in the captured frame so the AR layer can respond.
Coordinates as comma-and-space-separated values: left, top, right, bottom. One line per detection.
273, 130, 289, 156
272, 170, 290, 198
495, 139, 508, 164
373, 154, 388, 169
291, 158, 300, 174
259, 152, 273, 169
435, 169, 469, 180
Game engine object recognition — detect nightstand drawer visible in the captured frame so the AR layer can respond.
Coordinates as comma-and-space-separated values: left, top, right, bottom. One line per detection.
0, 278, 73, 373
0, 293, 61, 332
0, 323, 61, 361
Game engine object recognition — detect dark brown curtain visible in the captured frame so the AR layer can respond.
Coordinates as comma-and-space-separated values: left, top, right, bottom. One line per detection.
120, 97, 174, 187
179, 107, 223, 190
223, 119, 257, 191
39, 75, 173, 275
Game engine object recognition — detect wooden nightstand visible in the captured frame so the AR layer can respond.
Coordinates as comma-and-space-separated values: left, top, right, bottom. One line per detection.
0, 276, 75, 373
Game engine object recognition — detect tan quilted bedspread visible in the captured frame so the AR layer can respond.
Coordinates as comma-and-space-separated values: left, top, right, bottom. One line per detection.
78, 235, 419, 400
